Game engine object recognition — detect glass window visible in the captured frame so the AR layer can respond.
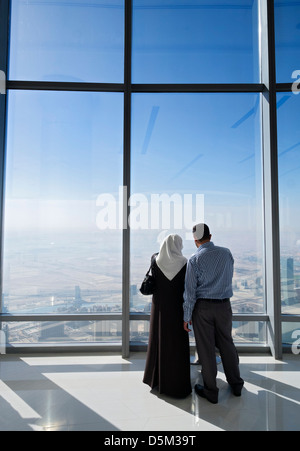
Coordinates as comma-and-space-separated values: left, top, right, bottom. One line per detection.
277, 92, 300, 315
275, 0, 300, 83
3, 91, 123, 318
130, 93, 264, 316
282, 322, 300, 349
232, 321, 267, 344
2, 321, 122, 345
130, 320, 150, 344
9, 0, 124, 83
132, 0, 260, 83
130, 320, 267, 345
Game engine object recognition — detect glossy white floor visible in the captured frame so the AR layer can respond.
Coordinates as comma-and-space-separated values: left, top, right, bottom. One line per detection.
0, 352, 299, 431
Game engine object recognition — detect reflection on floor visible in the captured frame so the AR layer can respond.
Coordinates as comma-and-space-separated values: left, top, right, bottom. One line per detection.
0, 352, 299, 431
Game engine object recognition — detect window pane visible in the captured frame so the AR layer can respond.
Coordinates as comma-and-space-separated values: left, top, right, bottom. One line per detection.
130, 319, 197, 344
2, 321, 122, 345
132, 0, 260, 83
3, 91, 123, 319
130, 93, 264, 315
9, 0, 124, 83
130, 320, 150, 344
277, 93, 300, 315
130, 320, 267, 345
282, 322, 300, 347
275, 0, 300, 83
232, 321, 266, 344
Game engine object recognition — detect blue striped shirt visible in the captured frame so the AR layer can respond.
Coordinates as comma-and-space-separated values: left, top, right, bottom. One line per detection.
183, 242, 234, 322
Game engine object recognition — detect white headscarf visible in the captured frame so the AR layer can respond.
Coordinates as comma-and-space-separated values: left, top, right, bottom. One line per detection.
156, 234, 187, 281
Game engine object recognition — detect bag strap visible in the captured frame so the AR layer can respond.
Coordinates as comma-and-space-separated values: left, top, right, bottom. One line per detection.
145, 266, 152, 276
147, 253, 158, 276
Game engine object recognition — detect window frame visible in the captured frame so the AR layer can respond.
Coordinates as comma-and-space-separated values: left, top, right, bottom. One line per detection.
0, 0, 298, 358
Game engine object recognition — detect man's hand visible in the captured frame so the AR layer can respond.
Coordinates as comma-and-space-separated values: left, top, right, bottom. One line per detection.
183, 321, 192, 333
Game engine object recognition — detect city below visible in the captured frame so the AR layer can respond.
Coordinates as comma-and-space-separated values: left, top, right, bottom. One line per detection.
2, 230, 300, 346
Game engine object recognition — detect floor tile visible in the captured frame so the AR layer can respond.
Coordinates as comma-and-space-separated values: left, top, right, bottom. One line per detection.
0, 352, 299, 431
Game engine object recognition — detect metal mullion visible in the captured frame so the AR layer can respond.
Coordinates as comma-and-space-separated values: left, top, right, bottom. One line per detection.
130, 343, 271, 354
281, 315, 300, 323
7, 82, 266, 96
276, 83, 294, 93
7, 80, 124, 93
0, 0, 10, 318
6, 344, 122, 354
122, 0, 132, 359
132, 83, 265, 93
260, 0, 282, 359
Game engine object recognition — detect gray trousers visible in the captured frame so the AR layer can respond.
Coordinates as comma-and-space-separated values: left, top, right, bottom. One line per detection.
192, 299, 244, 402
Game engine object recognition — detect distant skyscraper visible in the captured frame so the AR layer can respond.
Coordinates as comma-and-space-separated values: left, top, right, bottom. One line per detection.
287, 258, 294, 280
283, 257, 296, 306
130, 285, 137, 296
75, 285, 81, 301
75, 285, 82, 308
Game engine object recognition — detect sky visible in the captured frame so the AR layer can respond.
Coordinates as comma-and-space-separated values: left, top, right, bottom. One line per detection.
132, 0, 259, 83
8, 0, 261, 83
8, 0, 125, 83
274, 0, 300, 83
3, 1, 300, 250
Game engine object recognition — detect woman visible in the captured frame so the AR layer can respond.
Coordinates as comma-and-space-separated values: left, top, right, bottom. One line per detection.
143, 234, 192, 398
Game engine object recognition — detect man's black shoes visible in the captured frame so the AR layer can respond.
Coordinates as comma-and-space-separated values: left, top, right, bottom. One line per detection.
231, 384, 243, 397
195, 383, 243, 403
194, 384, 218, 404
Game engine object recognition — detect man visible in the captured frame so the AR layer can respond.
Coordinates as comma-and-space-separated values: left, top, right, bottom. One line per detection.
183, 223, 244, 404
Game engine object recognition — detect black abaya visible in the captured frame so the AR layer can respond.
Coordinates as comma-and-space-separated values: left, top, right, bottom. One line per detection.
143, 260, 192, 398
